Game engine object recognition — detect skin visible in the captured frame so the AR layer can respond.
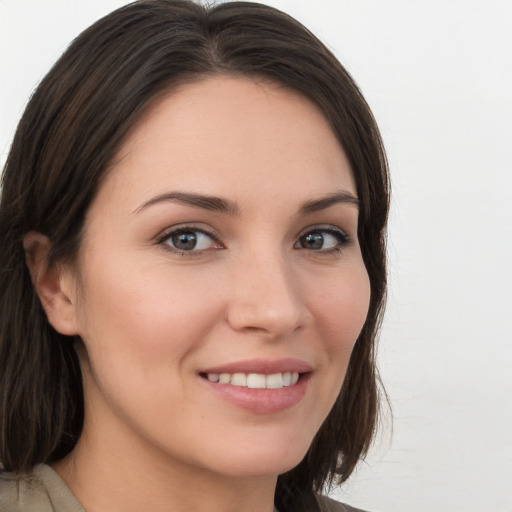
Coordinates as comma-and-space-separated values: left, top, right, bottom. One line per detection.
28, 77, 371, 512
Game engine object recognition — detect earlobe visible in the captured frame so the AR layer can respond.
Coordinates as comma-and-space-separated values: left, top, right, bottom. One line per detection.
23, 231, 79, 336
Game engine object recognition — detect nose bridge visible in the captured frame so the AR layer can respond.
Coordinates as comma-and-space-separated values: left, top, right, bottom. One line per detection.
226, 244, 308, 337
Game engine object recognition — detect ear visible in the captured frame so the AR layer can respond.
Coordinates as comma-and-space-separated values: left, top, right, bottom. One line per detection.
23, 231, 79, 336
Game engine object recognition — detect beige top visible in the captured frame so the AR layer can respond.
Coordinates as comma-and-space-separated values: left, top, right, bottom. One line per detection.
0, 464, 367, 512
0, 465, 84, 512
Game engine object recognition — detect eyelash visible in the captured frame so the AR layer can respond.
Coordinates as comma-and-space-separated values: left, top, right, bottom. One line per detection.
155, 224, 353, 257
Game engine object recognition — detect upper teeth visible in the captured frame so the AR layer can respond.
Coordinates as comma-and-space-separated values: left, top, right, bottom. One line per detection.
206, 372, 299, 389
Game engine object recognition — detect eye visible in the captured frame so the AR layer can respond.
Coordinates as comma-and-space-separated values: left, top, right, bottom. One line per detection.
294, 227, 351, 252
159, 228, 220, 253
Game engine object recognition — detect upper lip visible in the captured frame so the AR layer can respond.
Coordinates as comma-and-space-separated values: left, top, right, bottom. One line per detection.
199, 358, 313, 375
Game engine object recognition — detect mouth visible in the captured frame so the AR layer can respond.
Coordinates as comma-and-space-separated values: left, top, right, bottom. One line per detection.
199, 371, 300, 389
198, 359, 312, 414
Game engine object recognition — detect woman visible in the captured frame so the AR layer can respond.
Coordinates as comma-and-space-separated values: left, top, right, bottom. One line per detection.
0, 1, 389, 511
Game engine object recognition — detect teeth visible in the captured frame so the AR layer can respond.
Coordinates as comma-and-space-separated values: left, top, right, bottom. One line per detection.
247, 373, 266, 388
231, 373, 247, 386
266, 373, 283, 389
205, 371, 300, 389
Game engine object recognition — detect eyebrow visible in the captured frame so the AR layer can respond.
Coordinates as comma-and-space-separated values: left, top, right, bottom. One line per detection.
134, 190, 359, 215
133, 191, 240, 215
299, 191, 360, 214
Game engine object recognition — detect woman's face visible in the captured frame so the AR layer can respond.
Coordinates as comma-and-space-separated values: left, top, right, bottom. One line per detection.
66, 77, 370, 478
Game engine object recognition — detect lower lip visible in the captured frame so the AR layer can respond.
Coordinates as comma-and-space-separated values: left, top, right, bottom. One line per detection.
200, 374, 310, 414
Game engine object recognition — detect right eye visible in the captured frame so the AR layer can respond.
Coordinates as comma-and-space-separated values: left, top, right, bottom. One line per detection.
158, 227, 221, 254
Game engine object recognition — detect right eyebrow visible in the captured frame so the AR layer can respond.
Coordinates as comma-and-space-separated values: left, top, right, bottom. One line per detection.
132, 191, 240, 215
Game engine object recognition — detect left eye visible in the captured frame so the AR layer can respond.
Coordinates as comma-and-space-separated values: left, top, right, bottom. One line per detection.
162, 229, 217, 252
295, 228, 349, 251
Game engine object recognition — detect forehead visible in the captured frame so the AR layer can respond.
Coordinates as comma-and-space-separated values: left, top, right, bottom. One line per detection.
97, 76, 356, 214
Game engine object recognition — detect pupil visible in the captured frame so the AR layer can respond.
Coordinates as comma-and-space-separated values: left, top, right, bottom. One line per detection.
173, 231, 197, 250
303, 232, 323, 249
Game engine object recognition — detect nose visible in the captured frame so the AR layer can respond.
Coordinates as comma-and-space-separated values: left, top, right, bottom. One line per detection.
225, 250, 311, 339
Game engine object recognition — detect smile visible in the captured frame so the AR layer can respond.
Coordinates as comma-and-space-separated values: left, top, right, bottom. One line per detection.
198, 359, 312, 413
203, 372, 300, 389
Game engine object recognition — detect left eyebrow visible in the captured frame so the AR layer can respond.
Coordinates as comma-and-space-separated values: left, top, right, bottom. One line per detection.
299, 191, 360, 214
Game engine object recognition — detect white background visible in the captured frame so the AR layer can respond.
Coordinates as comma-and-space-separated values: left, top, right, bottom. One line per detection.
1, 1, 511, 511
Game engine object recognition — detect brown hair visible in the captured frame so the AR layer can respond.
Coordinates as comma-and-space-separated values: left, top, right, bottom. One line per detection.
0, 1, 389, 510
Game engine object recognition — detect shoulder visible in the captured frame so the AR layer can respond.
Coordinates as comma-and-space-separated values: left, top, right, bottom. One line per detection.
0, 465, 84, 512
0, 466, 52, 512
316, 494, 371, 512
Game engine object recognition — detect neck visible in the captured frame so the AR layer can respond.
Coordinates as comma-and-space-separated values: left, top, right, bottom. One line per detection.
53, 426, 277, 512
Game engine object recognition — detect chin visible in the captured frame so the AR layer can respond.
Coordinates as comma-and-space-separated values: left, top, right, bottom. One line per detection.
197, 431, 314, 479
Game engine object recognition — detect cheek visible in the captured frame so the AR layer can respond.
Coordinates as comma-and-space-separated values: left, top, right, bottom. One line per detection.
73, 258, 229, 432
289, 261, 370, 443
74, 256, 224, 374
311, 262, 371, 361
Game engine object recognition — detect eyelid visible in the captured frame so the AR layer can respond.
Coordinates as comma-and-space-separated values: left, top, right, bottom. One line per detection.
297, 224, 351, 239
